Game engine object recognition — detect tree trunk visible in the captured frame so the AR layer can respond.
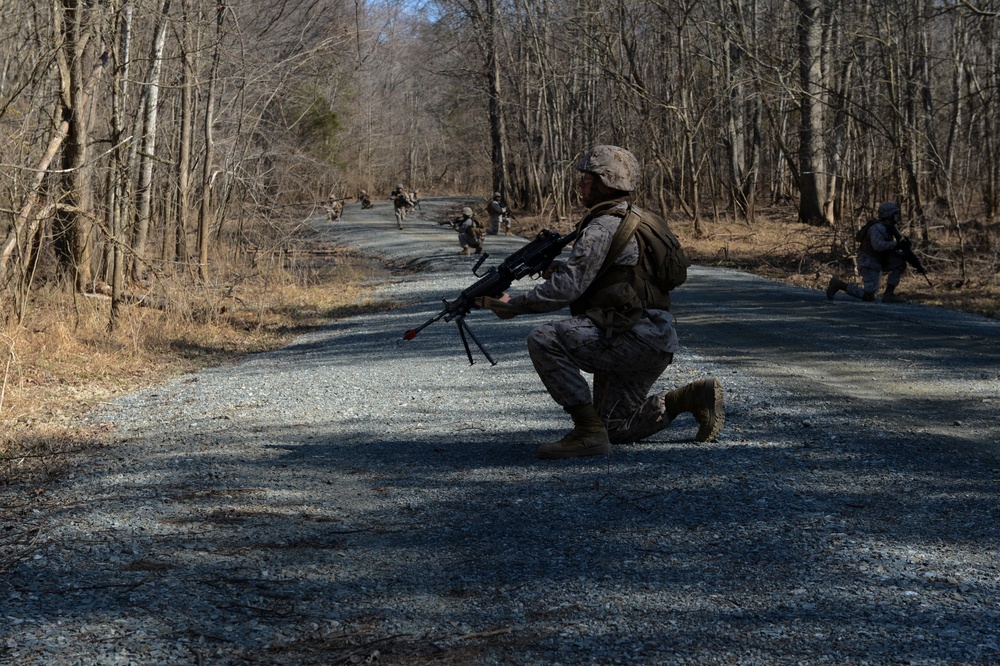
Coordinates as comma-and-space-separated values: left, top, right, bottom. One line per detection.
0, 46, 107, 298
796, 0, 829, 225
198, 0, 223, 282
52, 0, 104, 292
130, 0, 171, 283
485, 0, 509, 201
175, 0, 194, 270
109, 0, 133, 330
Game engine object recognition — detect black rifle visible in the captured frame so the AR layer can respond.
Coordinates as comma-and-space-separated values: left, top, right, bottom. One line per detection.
893, 236, 933, 287
502, 210, 516, 231
402, 229, 578, 365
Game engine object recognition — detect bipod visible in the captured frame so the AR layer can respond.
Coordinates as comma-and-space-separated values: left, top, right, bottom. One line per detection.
455, 316, 497, 366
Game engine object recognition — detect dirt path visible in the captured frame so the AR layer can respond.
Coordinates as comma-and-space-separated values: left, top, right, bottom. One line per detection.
673, 266, 1000, 457
330, 196, 1000, 459
2, 196, 998, 665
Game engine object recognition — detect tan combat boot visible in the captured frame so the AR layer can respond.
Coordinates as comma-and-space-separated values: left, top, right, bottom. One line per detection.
536, 404, 611, 460
663, 378, 724, 442
459, 247, 470, 255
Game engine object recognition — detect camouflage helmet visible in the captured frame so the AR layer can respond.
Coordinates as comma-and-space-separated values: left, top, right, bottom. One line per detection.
462, 207, 473, 217
877, 201, 900, 220
576, 145, 640, 192
493, 192, 501, 199
397, 183, 404, 190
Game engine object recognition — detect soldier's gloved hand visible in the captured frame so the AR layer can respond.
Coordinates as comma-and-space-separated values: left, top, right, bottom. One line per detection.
896, 237, 912, 251
474, 295, 519, 320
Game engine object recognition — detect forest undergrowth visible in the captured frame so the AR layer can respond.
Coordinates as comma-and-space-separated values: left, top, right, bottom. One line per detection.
675, 208, 1000, 320
1, 228, 397, 485
3, 204, 997, 486
517, 203, 1000, 320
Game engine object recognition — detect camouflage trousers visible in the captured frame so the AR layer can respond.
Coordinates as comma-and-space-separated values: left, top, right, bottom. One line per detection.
846, 253, 906, 298
526, 317, 675, 444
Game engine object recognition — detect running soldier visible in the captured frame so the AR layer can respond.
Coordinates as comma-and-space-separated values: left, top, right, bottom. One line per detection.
827, 202, 909, 303
391, 184, 414, 230
480, 145, 724, 460
325, 192, 344, 222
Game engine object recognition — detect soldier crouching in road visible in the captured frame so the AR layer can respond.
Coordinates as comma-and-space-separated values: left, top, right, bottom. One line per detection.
452, 207, 484, 255
827, 202, 909, 303
479, 145, 724, 459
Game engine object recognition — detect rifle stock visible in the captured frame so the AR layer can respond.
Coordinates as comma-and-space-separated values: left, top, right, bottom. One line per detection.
402, 229, 577, 364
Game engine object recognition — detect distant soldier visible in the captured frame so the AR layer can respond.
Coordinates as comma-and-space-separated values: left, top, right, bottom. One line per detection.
452, 206, 483, 255
391, 184, 414, 230
407, 191, 419, 215
487, 192, 507, 235
325, 192, 343, 222
827, 202, 910, 303
359, 189, 373, 209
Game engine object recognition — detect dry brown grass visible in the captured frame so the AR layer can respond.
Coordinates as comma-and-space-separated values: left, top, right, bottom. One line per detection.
667, 207, 1000, 320
5, 204, 997, 485
516, 204, 1000, 319
1, 234, 397, 484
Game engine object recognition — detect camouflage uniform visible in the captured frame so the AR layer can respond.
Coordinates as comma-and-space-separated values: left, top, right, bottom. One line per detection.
488, 194, 506, 235
507, 203, 680, 443
391, 185, 413, 230
853, 221, 907, 296
454, 207, 483, 255
827, 202, 908, 302
325, 194, 343, 222
487, 144, 722, 459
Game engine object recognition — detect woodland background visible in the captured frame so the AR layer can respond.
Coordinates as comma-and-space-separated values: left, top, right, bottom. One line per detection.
2, 0, 1000, 320
1, 0, 1000, 461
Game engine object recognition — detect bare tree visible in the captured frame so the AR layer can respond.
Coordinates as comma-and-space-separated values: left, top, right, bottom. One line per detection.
4, 0, 1000, 326
130, 0, 170, 283
197, 0, 224, 282
51, 0, 110, 291
796, 0, 830, 225
108, 0, 133, 329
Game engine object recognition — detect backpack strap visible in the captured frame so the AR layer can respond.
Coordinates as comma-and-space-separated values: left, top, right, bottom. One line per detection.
593, 204, 640, 278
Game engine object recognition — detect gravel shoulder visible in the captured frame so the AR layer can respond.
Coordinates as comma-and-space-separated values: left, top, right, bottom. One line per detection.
2, 197, 999, 665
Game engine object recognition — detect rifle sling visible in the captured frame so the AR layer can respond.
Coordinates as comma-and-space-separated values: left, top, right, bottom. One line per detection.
595, 204, 640, 281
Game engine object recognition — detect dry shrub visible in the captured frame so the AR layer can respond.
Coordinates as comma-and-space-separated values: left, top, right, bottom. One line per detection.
1, 229, 396, 483
670, 207, 1000, 319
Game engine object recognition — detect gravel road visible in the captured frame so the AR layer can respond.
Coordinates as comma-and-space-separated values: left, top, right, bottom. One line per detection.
2, 196, 999, 665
